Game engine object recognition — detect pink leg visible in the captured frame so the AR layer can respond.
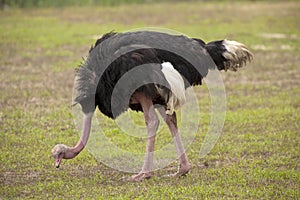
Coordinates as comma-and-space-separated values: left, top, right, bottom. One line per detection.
158, 107, 191, 177
129, 93, 159, 181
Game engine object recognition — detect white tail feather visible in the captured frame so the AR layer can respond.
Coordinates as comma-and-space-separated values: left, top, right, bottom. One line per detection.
222, 39, 253, 71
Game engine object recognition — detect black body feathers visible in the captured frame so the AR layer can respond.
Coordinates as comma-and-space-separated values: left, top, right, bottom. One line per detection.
73, 31, 252, 118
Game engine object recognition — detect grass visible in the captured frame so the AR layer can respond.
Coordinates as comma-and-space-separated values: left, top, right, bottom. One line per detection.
1, 1, 300, 199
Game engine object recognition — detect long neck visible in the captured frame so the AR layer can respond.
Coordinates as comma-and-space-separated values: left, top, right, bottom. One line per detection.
65, 112, 93, 159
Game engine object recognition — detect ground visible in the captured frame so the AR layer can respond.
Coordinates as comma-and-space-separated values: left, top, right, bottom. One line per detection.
0, 1, 299, 199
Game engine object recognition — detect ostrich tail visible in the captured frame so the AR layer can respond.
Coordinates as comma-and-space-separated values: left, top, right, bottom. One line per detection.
204, 39, 253, 72
221, 40, 253, 71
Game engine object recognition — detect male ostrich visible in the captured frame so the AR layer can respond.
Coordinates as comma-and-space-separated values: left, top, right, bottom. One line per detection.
51, 31, 252, 181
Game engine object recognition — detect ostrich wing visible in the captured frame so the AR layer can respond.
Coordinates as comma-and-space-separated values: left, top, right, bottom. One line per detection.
73, 31, 216, 116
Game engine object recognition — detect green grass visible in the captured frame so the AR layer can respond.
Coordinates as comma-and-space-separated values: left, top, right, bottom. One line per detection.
4, 0, 287, 8
1, 1, 300, 199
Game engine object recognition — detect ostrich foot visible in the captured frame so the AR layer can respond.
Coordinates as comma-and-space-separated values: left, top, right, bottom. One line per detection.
128, 172, 152, 182
165, 163, 192, 178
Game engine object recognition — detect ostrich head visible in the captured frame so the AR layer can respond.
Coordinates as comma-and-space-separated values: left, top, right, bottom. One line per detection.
51, 144, 69, 168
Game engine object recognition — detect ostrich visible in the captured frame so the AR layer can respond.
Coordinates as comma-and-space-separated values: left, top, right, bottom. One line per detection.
51, 31, 253, 181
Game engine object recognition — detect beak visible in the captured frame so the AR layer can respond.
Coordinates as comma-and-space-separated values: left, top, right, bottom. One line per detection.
55, 158, 62, 168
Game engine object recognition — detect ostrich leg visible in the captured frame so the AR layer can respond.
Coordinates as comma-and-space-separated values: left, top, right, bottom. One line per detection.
129, 93, 159, 181
158, 107, 191, 177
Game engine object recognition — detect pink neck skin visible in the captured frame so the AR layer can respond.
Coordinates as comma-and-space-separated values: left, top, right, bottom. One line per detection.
64, 112, 93, 159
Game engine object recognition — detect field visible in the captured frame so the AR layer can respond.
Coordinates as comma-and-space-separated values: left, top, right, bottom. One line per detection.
1, 1, 300, 199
